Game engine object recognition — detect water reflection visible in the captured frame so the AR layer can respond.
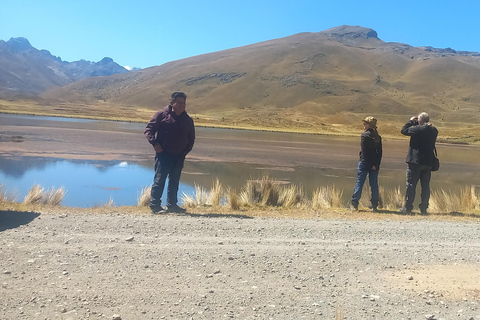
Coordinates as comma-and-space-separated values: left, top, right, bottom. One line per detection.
0, 157, 193, 208
1, 113, 479, 208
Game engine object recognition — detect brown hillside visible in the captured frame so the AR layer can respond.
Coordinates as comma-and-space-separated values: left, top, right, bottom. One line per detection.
19, 26, 480, 141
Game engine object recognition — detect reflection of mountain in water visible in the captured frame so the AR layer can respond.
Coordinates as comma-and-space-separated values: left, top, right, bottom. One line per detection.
0, 156, 152, 178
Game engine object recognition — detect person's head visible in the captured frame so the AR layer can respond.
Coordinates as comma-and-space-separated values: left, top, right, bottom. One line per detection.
418, 112, 429, 125
362, 116, 377, 129
170, 92, 187, 115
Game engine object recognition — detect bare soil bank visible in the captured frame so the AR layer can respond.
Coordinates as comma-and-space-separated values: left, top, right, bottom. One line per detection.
1, 209, 480, 320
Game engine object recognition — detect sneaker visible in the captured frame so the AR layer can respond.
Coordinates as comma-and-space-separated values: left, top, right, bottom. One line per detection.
372, 207, 379, 213
399, 207, 412, 215
420, 208, 428, 215
350, 204, 359, 211
167, 205, 187, 213
150, 206, 167, 214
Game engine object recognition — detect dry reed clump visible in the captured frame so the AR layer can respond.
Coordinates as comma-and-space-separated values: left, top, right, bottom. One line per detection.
278, 184, 304, 208
429, 186, 480, 214
382, 186, 403, 210
137, 186, 151, 207
209, 179, 223, 207
312, 185, 344, 209
43, 187, 66, 206
23, 184, 66, 206
102, 197, 115, 208
227, 188, 240, 210
24, 184, 44, 204
181, 183, 210, 208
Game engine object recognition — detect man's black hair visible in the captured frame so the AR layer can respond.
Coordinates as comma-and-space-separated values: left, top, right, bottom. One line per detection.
170, 92, 187, 101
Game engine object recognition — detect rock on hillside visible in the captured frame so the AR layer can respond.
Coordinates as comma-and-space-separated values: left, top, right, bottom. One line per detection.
0, 37, 128, 98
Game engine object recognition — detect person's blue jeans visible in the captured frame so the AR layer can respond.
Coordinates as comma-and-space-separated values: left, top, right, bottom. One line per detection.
351, 161, 379, 208
150, 152, 185, 210
405, 163, 432, 211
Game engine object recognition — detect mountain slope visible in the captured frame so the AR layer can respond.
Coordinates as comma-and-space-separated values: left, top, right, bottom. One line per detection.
0, 37, 128, 98
11, 26, 480, 139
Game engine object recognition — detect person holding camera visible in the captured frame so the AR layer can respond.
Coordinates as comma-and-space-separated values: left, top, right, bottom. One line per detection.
400, 112, 438, 214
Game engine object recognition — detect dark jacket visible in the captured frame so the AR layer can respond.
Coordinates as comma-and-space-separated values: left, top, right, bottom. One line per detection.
359, 128, 382, 169
401, 120, 438, 165
144, 105, 195, 155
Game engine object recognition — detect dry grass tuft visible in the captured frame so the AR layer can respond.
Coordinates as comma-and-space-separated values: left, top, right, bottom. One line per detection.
43, 187, 66, 206
23, 185, 66, 206
279, 184, 304, 208
137, 186, 151, 207
312, 185, 344, 209
24, 185, 45, 205
209, 179, 223, 207
430, 186, 480, 214
227, 188, 240, 210
383, 186, 404, 210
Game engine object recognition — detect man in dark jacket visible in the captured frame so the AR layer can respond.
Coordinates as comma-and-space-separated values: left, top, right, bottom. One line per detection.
400, 112, 438, 214
145, 92, 195, 214
351, 116, 383, 212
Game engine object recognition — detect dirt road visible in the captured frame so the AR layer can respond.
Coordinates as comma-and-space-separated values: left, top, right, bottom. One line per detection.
1, 210, 479, 320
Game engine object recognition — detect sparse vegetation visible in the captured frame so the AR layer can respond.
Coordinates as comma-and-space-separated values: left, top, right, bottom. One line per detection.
137, 186, 151, 207
22, 184, 66, 206
3, 182, 480, 218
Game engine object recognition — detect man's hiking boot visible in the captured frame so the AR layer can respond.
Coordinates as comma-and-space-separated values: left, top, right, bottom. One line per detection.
372, 207, 379, 213
420, 208, 428, 215
167, 205, 187, 213
399, 207, 413, 215
151, 206, 168, 214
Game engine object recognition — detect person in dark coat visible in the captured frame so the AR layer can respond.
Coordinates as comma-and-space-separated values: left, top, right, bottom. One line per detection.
144, 92, 195, 214
400, 112, 438, 214
351, 116, 383, 212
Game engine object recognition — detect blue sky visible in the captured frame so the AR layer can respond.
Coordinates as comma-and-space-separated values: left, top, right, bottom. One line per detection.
1, 0, 479, 69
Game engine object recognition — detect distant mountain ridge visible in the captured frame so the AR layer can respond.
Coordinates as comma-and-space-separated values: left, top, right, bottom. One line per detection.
2, 26, 480, 141
0, 37, 128, 98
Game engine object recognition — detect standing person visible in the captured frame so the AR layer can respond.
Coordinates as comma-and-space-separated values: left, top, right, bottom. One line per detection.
145, 92, 195, 214
351, 116, 383, 212
400, 112, 438, 215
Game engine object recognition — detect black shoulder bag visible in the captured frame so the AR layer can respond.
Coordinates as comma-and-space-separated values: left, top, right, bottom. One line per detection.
432, 147, 439, 171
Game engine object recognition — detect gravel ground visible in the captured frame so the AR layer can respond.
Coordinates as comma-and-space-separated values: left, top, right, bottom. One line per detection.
1, 210, 480, 320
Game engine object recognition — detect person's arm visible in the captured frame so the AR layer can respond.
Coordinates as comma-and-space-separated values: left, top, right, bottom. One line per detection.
401, 117, 419, 136
184, 119, 195, 156
144, 111, 164, 152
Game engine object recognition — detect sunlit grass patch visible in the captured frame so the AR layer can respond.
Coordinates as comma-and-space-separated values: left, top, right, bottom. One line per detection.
137, 186, 151, 207
209, 179, 223, 207
382, 186, 403, 210
24, 184, 45, 205
312, 185, 344, 210
43, 187, 66, 206
23, 184, 66, 206
429, 186, 480, 214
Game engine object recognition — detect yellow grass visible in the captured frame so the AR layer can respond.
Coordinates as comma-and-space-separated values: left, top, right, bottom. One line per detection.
429, 186, 480, 214
23, 185, 45, 205
5, 181, 480, 218
137, 186, 151, 207
43, 187, 66, 206
312, 185, 344, 209
209, 179, 223, 207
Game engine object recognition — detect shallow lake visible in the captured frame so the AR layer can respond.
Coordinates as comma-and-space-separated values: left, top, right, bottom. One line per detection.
1, 114, 479, 208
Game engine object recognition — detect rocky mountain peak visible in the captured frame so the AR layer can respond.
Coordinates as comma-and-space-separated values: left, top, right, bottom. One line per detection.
321, 25, 379, 40
6, 37, 34, 52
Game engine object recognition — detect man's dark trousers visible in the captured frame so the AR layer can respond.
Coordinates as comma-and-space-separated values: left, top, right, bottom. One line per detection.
405, 163, 432, 211
150, 152, 185, 210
